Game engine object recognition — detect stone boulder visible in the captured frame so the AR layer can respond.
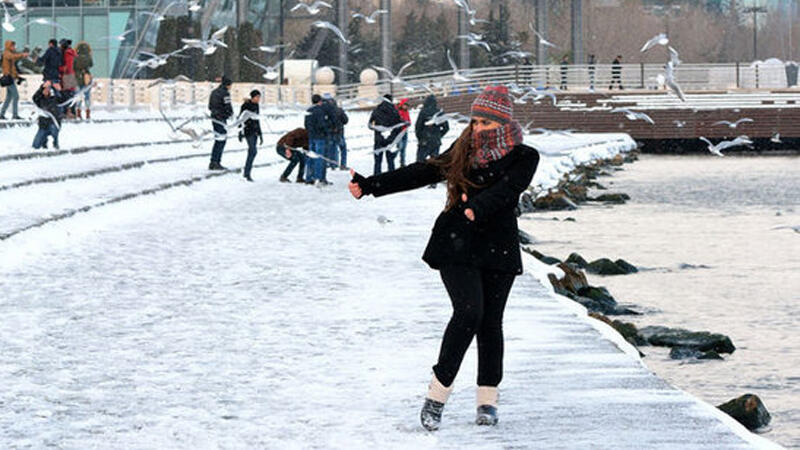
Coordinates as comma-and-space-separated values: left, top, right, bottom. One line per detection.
564, 183, 588, 202
518, 229, 536, 245
588, 193, 630, 204
565, 252, 589, 268
521, 247, 561, 265
638, 325, 736, 354
585, 258, 638, 275
534, 191, 578, 211
717, 394, 771, 430
589, 312, 648, 347
575, 285, 640, 315
519, 193, 536, 214
668, 346, 723, 360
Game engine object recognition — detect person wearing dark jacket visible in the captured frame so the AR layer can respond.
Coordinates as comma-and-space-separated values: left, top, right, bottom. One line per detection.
369, 93, 404, 175
415, 95, 450, 163
329, 97, 349, 169
37, 39, 61, 85
349, 86, 539, 431
208, 76, 233, 170
277, 127, 309, 183
303, 94, 333, 185
609, 55, 623, 90
32, 81, 63, 149
237, 90, 263, 181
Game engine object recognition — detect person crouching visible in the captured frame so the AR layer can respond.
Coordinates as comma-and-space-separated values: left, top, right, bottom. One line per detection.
32, 81, 63, 149
277, 127, 309, 183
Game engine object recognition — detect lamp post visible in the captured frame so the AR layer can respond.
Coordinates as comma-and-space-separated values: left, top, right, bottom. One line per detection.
743, 5, 768, 60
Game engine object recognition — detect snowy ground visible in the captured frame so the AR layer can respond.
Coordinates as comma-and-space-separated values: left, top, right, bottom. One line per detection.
0, 108, 780, 448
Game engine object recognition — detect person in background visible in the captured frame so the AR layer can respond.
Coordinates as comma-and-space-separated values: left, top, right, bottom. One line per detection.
396, 98, 411, 167
37, 39, 62, 87
73, 41, 93, 120
414, 94, 449, 188
237, 89, 263, 182
208, 76, 233, 170
58, 39, 77, 119
560, 55, 569, 90
587, 54, 596, 91
368, 93, 404, 175
304, 94, 333, 185
610, 55, 623, 90
32, 80, 63, 149
277, 127, 309, 183
1, 40, 29, 120
330, 96, 349, 169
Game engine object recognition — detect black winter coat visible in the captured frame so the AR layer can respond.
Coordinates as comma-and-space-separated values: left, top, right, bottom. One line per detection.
304, 103, 332, 139
357, 143, 540, 274
32, 86, 63, 129
239, 100, 262, 137
415, 95, 449, 151
333, 106, 348, 135
208, 84, 233, 121
369, 99, 404, 148
37, 46, 61, 81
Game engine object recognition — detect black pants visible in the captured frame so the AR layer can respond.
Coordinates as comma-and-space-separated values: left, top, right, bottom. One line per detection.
433, 265, 516, 388
244, 134, 258, 177
211, 121, 227, 164
279, 145, 306, 180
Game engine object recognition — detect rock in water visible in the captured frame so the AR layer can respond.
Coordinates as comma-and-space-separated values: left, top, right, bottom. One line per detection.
717, 394, 771, 430
589, 312, 648, 346
566, 252, 589, 268
521, 247, 561, 265
533, 191, 578, 211
614, 258, 638, 273
518, 229, 535, 245
638, 325, 736, 354
668, 346, 723, 360
589, 193, 630, 204
586, 258, 628, 275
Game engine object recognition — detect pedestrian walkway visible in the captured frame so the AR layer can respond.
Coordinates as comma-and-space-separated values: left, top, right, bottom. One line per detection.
0, 146, 780, 449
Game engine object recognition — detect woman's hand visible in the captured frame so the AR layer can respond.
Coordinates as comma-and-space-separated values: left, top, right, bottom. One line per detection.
349, 169, 363, 199
462, 193, 475, 221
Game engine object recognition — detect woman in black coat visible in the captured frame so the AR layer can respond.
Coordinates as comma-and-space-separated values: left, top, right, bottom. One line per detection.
349, 86, 539, 431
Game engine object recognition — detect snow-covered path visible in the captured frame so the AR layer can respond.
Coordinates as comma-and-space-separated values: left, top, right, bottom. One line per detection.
0, 132, 776, 448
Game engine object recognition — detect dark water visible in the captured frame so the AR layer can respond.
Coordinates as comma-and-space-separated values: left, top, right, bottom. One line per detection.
521, 154, 800, 448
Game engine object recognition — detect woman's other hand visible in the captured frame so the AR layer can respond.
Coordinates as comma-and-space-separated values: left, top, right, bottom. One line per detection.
462, 193, 475, 221
349, 169, 363, 199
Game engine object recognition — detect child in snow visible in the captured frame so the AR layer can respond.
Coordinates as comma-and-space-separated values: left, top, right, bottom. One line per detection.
348, 86, 540, 430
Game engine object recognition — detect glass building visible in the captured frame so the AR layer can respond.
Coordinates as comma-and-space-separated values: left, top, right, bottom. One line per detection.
0, 0, 282, 77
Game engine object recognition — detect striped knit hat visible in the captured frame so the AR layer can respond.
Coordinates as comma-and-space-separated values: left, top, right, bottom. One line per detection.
470, 85, 513, 125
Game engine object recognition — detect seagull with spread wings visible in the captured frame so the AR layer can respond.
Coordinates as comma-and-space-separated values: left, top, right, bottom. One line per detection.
350, 8, 387, 24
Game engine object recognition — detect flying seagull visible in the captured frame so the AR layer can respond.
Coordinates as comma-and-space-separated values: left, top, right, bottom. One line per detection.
698, 135, 752, 156
529, 23, 557, 48
712, 118, 754, 128
350, 9, 387, 24
447, 49, 471, 82
371, 61, 414, 84
243, 55, 283, 81
290, 0, 331, 15
181, 26, 228, 55
641, 33, 669, 53
611, 107, 655, 124
664, 60, 686, 102
312, 21, 350, 44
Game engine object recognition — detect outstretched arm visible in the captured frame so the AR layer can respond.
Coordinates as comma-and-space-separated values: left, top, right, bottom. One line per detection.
349, 147, 452, 199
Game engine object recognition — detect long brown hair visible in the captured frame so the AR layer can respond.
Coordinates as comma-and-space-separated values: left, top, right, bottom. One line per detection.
428, 123, 481, 211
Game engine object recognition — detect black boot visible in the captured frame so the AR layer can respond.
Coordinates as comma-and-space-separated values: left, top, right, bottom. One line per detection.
476, 405, 498, 426
420, 398, 445, 431
279, 176, 291, 183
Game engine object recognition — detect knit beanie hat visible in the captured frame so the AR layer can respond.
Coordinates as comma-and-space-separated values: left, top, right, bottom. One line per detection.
470, 85, 513, 125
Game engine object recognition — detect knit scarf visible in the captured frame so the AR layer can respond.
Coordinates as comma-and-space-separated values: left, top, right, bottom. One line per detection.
471, 120, 523, 168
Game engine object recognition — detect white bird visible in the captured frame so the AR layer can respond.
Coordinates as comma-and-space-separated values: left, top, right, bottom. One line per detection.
664, 60, 686, 102
453, 0, 487, 25
30, 106, 60, 130
500, 50, 532, 60
674, 120, 685, 128
668, 46, 681, 66
1, 2, 25, 32
290, 0, 331, 14
640, 33, 669, 53
425, 111, 463, 126
770, 224, 800, 233
376, 215, 392, 225
139, 1, 181, 22
147, 74, 192, 88
350, 9, 387, 24
712, 118, 754, 128
447, 49, 471, 82
181, 26, 228, 55
130, 49, 186, 77
187, 0, 201, 11
243, 55, 283, 81
23, 17, 68, 33
457, 34, 491, 52
371, 61, 414, 84
531, 87, 558, 106
373, 128, 410, 155
611, 107, 655, 124
529, 23, 557, 48
58, 81, 96, 108
160, 108, 211, 146
771, 132, 782, 143
312, 20, 350, 44
698, 135, 752, 156
99, 29, 136, 43
252, 43, 290, 53
11, 0, 26, 11
370, 121, 409, 133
